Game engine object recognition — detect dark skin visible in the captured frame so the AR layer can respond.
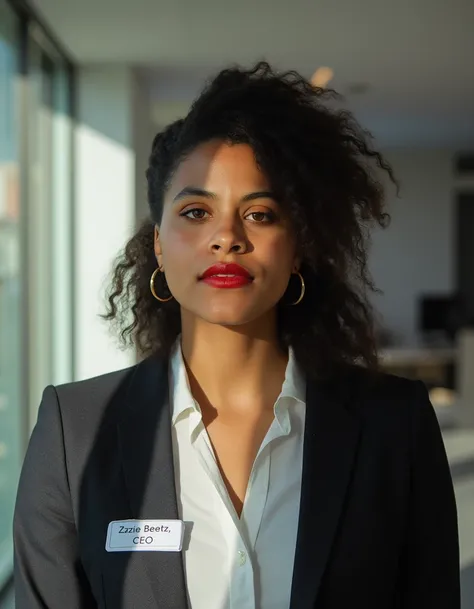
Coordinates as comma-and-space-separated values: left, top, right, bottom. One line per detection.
154, 140, 300, 516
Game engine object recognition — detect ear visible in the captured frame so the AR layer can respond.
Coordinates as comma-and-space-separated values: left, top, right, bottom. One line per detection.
154, 225, 162, 266
293, 255, 302, 273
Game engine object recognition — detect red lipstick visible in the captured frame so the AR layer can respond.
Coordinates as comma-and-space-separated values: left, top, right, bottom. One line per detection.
200, 263, 253, 288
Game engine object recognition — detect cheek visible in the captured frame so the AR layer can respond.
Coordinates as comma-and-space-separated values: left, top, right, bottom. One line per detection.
258, 232, 296, 273
159, 223, 197, 269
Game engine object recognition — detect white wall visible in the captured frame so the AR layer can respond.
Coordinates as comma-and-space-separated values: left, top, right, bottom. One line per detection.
75, 66, 152, 380
369, 149, 455, 345
133, 73, 155, 225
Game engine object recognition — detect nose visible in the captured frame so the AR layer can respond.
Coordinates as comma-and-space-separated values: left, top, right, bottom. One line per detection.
208, 217, 248, 255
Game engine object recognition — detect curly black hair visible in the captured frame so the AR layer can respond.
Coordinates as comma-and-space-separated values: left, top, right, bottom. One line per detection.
103, 61, 397, 379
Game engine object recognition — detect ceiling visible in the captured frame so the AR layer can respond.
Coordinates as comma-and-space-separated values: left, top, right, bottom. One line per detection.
32, 0, 474, 147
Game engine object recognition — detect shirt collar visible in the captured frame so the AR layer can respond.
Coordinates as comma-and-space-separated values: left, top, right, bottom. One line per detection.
169, 340, 200, 426
273, 348, 306, 435
169, 340, 306, 429
279, 347, 306, 404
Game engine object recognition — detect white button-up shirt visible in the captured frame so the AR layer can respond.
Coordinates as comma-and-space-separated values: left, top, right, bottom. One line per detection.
169, 342, 306, 609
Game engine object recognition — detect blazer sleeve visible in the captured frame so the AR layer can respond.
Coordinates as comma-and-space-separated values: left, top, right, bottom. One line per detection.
397, 381, 460, 608
13, 386, 97, 609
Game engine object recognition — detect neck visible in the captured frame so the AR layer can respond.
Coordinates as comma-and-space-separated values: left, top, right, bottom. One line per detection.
180, 311, 288, 413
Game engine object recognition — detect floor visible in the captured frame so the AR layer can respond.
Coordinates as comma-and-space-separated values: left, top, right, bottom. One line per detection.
1, 426, 474, 609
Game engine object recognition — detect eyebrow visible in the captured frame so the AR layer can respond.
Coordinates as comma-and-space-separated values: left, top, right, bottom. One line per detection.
172, 187, 276, 203
173, 187, 216, 202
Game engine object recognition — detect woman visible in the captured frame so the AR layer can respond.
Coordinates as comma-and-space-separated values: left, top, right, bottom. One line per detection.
14, 62, 459, 609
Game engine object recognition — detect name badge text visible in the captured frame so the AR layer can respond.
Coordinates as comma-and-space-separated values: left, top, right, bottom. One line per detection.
105, 519, 184, 552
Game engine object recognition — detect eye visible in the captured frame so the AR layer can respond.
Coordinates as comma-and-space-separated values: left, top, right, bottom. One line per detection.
245, 211, 276, 223
180, 207, 209, 220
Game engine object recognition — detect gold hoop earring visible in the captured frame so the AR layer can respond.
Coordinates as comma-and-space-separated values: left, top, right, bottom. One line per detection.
288, 271, 305, 306
150, 267, 173, 302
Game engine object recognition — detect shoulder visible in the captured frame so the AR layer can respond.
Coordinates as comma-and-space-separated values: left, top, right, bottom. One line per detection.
34, 356, 168, 468
42, 355, 166, 433
37, 364, 140, 442
344, 364, 423, 401
333, 364, 431, 431
321, 366, 445, 467
54, 363, 140, 409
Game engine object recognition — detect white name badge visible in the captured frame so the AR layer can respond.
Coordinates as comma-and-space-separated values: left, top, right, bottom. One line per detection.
105, 519, 184, 553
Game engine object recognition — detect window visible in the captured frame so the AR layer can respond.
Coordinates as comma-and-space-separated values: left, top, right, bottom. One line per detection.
27, 27, 74, 415
0, 5, 74, 587
0, 1, 21, 589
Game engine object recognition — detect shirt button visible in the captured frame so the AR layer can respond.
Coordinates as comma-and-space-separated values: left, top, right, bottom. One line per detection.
237, 550, 247, 566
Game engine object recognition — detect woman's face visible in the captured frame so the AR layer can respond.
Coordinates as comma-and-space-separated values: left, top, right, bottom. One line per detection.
155, 140, 299, 328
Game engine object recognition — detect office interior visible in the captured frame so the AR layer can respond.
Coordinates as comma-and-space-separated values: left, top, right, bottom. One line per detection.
0, 0, 473, 606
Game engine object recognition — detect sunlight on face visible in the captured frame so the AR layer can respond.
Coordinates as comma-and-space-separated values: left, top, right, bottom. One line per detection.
155, 140, 298, 327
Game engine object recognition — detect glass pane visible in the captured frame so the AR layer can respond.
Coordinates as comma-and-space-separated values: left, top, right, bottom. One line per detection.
51, 63, 73, 386
0, 2, 21, 587
27, 38, 73, 422
27, 39, 54, 410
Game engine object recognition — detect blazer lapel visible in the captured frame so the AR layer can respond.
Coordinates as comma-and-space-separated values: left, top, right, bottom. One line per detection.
290, 373, 362, 609
117, 355, 188, 609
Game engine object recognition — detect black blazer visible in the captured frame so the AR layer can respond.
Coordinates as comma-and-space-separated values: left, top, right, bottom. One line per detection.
13, 356, 460, 609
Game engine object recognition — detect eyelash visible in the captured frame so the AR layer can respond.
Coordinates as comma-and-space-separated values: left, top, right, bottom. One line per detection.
180, 208, 276, 223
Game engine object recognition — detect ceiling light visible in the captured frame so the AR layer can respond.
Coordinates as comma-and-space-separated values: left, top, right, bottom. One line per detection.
311, 67, 334, 88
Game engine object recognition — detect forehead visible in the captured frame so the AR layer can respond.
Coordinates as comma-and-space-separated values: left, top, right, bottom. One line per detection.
167, 140, 270, 197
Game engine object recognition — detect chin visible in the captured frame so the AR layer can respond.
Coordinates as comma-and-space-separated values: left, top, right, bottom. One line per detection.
202, 310, 256, 327
195, 300, 267, 327
180, 294, 278, 329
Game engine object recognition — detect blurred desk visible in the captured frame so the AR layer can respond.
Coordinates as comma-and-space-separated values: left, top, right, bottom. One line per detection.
380, 345, 456, 367
379, 345, 457, 387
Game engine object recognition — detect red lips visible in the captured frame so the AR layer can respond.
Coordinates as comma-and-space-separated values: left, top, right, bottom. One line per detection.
200, 263, 253, 288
